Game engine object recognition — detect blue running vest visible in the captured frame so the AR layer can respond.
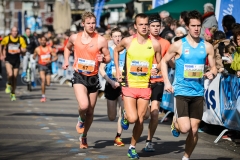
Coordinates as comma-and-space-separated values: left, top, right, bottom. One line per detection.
105, 47, 126, 80
173, 37, 207, 96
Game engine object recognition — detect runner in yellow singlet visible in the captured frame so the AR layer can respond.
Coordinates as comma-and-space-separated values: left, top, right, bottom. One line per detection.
114, 13, 161, 159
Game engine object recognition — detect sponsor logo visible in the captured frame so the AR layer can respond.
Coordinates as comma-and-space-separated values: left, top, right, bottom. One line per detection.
185, 48, 189, 54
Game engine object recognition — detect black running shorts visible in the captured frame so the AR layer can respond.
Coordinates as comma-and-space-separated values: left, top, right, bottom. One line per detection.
72, 71, 100, 93
150, 82, 164, 101
104, 82, 121, 100
175, 95, 204, 120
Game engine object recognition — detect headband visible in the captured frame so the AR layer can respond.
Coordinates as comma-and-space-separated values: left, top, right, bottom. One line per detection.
149, 19, 161, 24
205, 28, 212, 37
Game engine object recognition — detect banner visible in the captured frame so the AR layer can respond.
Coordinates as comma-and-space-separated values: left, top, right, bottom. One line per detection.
160, 68, 175, 112
215, 0, 240, 31
220, 75, 240, 131
152, 0, 172, 9
202, 74, 223, 126
25, 16, 42, 33
94, 0, 105, 27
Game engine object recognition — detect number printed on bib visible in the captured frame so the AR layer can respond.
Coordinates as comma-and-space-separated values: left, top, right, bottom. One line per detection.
184, 64, 204, 79
151, 64, 162, 79
8, 44, 20, 54
130, 61, 149, 76
77, 58, 95, 74
41, 54, 51, 62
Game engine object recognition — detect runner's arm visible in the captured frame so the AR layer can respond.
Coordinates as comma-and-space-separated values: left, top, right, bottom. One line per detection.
153, 40, 162, 71
205, 42, 217, 79
114, 38, 126, 70
99, 36, 110, 64
51, 48, 58, 62
64, 34, 75, 64
161, 42, 179, 85
20, 37, 27, 54
32, 48, 38, 60
99, 63, 115, 84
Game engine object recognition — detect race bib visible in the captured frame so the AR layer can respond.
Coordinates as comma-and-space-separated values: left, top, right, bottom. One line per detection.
41, 54, 51, 62
77, 58, 95, 73
8, 44, 20, 54
184, 64, 204, 79
151, 64, 162, 79
130, 61, 149, 76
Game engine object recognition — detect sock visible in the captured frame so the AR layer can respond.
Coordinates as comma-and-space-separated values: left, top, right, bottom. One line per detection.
129, 144, 135, 149
116, 133, 121, 138
146, 140, 152, 143
42, 94, 45, 98
182, 156, 189, 160
78, 116, 85, 122
82, 134, 87, 138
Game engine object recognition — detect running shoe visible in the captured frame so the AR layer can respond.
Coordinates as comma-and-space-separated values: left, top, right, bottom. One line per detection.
171, 121, 180, 137
5, 84, 11, 94
31, 81, 37, 87
76, 121, 85, 134
21, 72, 26, 78
40, 97, 46, 102
114, 137, 125, 146
80, 137, 88, 149
10, 94, 16, 101
127, 147, 139, 159
144, 142, 155, 152
121, 110, 129, 130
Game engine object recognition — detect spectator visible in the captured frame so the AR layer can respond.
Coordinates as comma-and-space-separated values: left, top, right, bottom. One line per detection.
179, 11, 188, 27
213, 31, 235, 74
204, 26, 217, 43
159, 10, 169, 21
200, 3, 218, 38
175, 26, 187, 37
128, 23, 136, 36
222, 15, 236, 39
170, 19, 178, 32
231, 28, 240, 77
160, 16, 175, 38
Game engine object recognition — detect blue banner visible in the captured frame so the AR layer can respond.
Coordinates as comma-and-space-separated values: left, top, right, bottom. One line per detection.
94, 0, 105, 27
216, 0, 240, 31
152, 0, 172, 9
220, 75, 240, 131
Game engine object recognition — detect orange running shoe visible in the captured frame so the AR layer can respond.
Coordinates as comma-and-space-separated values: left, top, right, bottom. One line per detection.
40, 97, 46, 102
114, 137, 125, 146
76, 121, 84, 134
80, 137, 88, 149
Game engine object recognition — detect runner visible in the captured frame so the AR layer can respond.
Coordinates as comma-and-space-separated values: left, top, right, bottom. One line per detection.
0, 27, 26, 101
99, 28, 126, 147
62, 12, 110, 149
21, 27, 39, 87
144, 16, 171, 152
114, 13, 161, 159
161, 10, 217, 160
33, 36, 57, 102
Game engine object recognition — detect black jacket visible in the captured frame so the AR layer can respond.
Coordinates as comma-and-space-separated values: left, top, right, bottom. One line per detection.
22, 35, 39, 54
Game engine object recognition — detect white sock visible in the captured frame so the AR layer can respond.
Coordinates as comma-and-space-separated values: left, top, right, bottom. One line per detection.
42, 94, 45, 98
129, 144, 135, 149
182, 156, 189, 160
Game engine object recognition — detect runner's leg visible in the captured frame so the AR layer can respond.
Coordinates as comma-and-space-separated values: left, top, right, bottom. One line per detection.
46, 74, 51, 86
82, 91, 98, 135
107, 99, 118, 121
12, 68, 19, 94
5, 62, 13, 86
22, 52, 30, 77
117, 96, 124, 134
39, 71, 46, 95
131, 98, 149, 146
147, 100, 159, 141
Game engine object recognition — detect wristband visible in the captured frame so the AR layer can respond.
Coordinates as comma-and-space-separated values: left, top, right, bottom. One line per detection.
155, 68, 160, 73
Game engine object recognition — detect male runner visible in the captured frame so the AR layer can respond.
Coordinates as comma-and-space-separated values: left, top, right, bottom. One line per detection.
161, 10, 217, 160
114, 13, 161, 159
62, 12, 110, 149
33, 36, 57, 102
144, 16, 170, 152
99, 28, 126, 147
0, 27, 26, 101
22, 28, 38, 87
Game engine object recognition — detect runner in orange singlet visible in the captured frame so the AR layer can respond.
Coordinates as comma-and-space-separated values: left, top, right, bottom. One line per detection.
33, 36, 57, 102
62, 12, 110, 149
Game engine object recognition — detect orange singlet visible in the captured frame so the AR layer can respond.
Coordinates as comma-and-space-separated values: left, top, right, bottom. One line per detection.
38, 46, 51, 65
73, 32, 100, 76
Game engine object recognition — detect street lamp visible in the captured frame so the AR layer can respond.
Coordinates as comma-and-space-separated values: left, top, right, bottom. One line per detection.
32, 1, 40, 32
